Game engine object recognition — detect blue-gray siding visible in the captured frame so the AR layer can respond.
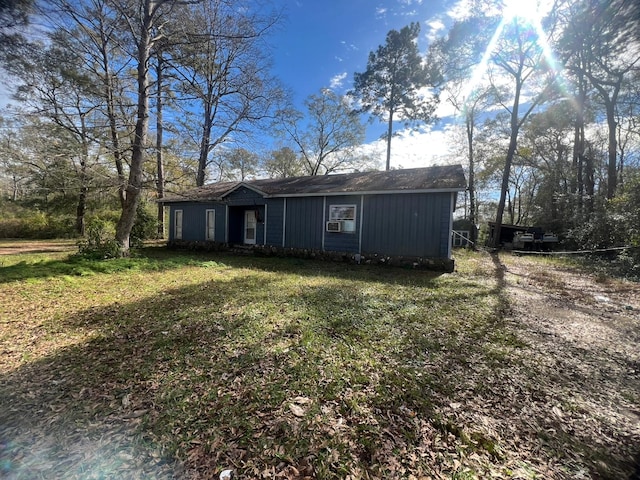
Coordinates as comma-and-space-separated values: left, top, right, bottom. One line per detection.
361, 192, 452, 258
225, 186, 266, 205
167, 190, 455, 259
169, 202, 226, 242
284, 197, 323, 249
265, 199, 284, 246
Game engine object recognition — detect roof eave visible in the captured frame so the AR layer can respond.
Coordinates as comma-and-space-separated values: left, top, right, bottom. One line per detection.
265, 187, 466, 198
157, 195, 224, 203
220, 181, 269, 198
160, 186, 466, 202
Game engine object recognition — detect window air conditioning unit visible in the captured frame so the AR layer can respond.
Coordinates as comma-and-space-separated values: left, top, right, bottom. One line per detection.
326, 221, 342, 232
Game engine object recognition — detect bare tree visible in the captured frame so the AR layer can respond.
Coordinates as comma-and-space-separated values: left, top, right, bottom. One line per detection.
558, 0, 640, 199
280, 89, 367, 175
155, 47, 166, 237
0, 0, 32, 48
0, 117, 30, 201
3, 37, 105, 234
43, 0, 134, 209
111, 0, 187, 254
263, 147, 304, 178
488, 17, 557, 247
218, 147, 259, 181
168, 0, 282, 186
429, 26, 497, 246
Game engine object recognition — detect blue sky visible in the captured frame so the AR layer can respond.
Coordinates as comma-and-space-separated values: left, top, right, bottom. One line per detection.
271, 0, 441, 96
0, 0, 480, 171
269, 0, 465, 169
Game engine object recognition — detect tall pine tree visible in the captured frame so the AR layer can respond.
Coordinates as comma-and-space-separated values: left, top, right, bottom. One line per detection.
351, 23, 438, 171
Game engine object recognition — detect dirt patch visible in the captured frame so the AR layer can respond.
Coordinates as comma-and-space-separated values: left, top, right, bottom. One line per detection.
0, 239, 77, 255
498, 253, 640, 478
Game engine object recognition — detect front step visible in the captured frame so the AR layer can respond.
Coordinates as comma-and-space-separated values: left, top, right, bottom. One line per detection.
230, 244, 255, 255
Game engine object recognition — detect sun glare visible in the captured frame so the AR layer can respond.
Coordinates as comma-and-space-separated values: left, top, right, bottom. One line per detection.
457, 0, 564, 115
502, 0, 544, 22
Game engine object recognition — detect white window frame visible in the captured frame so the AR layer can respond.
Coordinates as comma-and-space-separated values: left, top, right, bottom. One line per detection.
174, 209, 183, 240
452, 230, 470, 247
205, 209, 215, 241
329, 204, 356, 233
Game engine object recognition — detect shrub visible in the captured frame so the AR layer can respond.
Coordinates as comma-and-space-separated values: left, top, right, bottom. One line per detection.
130, 201, 159, 248
77, 217, 120, 259
0, 202, 76, 239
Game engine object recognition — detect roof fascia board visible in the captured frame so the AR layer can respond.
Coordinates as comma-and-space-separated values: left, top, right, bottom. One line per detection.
159, 186, 466, 203
221, 182, 268, 198
265, 187, 465, 198
157, 196, 223, 203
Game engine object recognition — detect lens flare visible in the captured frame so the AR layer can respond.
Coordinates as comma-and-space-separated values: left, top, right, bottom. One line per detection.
459, 0, 566, 110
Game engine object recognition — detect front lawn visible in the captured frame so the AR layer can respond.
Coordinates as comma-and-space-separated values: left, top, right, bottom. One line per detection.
0, 245, 637, 479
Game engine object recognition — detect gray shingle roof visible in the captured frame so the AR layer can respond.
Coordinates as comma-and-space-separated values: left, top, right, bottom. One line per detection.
161, 164, 466, 202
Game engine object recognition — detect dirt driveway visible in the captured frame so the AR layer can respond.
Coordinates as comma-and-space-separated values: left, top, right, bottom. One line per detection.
495, 252, 640, 479
0, 239, 77, 255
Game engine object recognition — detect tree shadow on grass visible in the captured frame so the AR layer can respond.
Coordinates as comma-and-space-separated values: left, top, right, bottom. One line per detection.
0, 272, 286, 478
9, 251, 636, 478
448, 251, 640, 479
334, 250, 640, 478
0, 248, 460, 479
0, 246, 445, 288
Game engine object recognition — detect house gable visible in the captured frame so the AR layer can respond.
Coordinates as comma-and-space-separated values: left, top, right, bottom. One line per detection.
221, 182, 268, 201
222, 185, 267, 206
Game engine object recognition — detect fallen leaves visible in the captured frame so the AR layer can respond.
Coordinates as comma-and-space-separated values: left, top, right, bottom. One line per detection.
1, 248, 639, 479
289, 396, 313, 418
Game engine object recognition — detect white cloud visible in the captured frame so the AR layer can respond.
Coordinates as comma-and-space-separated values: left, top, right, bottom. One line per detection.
329, 72, 348, 90
426, 17, 445, 42
446, 0, 476, 21
361, 124, 465, 170
340, 40, 358, 52
434, 101, 459, 121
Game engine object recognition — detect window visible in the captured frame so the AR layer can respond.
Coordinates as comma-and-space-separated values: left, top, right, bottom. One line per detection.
205, 209, 215, 240
329, 204, 356, 233
174, 209, 183, 239
452, 230, 469, 247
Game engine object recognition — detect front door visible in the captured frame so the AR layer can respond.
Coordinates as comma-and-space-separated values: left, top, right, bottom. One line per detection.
244, 210, 257, 245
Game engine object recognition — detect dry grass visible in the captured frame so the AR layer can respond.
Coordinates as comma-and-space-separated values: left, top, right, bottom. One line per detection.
0, 245, 638, 479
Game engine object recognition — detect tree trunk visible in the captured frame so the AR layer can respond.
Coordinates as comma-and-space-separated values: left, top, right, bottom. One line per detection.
585, 72, 622, 199
107, 96, 126, 209
385, 108, 393, 171
156, 51, 165, 238
12, 174, 18, 201
99, 31, 126, 209
196, 98, 213, 187
466, 112, 477, 247
76, 116, 89, 236
115, 0, 155, 255
604, 99, 618, 199
76, 186, 87, 235
572, 74, 586, 221
492, 108, 520, 248
583, 147, 595, 216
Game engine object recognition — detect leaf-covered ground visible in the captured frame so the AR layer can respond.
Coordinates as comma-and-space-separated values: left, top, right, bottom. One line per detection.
0, 242, 638, 479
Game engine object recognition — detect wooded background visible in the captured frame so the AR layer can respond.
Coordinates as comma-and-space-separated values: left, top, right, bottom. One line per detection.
0, 0, 638, 270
